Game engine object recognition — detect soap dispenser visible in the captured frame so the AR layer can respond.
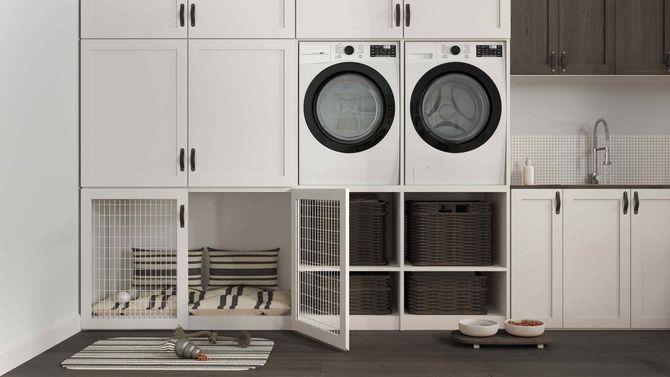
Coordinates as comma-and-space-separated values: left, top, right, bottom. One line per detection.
523, 158, 535, 185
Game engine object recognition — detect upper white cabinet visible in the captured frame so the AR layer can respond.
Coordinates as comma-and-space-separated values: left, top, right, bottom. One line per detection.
296, 0, 510, 39
563, 189, 631, 329
81, 0, 188, 38
511, 189, 563, 328
189, 40, 297, 187
404, 0, 510, 39
81, 40, 188, 187
631, 189, 670, 328
296, 0, 403, 39
188, 0, 295, 38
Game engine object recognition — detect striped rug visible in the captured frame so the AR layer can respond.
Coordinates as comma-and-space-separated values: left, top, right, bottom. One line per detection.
61, 337, 274, 371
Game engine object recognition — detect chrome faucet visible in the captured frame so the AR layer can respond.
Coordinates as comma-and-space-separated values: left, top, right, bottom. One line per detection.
591, 118, 612, 184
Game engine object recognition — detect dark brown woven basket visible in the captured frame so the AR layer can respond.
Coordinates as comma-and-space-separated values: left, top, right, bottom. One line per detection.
406, 201, 493, 266
405, 272, 488, 315
350, 199, 392, 266
350, 273, 392, 315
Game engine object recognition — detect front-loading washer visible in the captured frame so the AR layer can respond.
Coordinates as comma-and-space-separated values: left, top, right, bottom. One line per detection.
405, 41, 507, 185
300, 41, 400, 185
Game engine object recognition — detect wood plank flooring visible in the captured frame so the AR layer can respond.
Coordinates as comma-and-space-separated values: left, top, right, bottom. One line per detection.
5, 330, 670, 377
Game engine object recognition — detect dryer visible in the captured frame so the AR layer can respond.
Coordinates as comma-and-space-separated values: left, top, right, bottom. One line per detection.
405, 41, 507, 185
300, 42, 400, 185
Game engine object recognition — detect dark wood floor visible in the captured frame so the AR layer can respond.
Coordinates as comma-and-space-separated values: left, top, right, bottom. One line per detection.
6, 330, 670, 377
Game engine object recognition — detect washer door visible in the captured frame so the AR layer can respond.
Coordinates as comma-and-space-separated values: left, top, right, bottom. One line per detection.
410, 62, 502, 153
305, 62, 395, 153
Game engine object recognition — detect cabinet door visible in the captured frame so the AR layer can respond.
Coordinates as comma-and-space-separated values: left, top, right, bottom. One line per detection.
404, 0, 511, 39
81, 0, 188, 38
563, 189, 631, 328
631, 190, 670, 328
616, 0, 670, 74
511, 190, 563, 328
80, 189, 189, 330
557, 0, 616, 74
511, 0, 559, 74
291, 189, 349, 350
81, 40, 188, 187
189, 40, 297, 187
188, 0, 295, 38
296, 0, 403, 39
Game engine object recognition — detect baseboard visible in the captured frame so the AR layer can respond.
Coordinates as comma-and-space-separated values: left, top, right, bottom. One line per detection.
0, 315, 80, 376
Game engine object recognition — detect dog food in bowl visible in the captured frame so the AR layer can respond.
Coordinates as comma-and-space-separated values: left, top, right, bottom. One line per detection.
505, 319, 545, 337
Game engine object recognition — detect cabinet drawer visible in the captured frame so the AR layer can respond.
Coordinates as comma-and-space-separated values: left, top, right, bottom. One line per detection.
81, 0, 187, 38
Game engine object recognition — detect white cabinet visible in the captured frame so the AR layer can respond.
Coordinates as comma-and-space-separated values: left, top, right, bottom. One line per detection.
81, 40, 188, 188
189, 40, 297, 187
296, 0, 403, 39
563, 189, 631, 328
81, 0, 188, 38
511, 190, 562, 328
188, 0, 295, 38
296, 0, 510, 39
631, 189, 670, 328
403, 0, 510, 39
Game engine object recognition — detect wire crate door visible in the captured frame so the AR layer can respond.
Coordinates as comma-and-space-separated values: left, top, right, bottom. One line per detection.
291, 189, 349, 350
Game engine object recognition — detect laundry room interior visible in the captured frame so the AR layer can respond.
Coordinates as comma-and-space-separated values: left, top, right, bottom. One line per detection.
1, 1, 670, 376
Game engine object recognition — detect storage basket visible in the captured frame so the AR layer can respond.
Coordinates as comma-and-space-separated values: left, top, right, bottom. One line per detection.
350, 273, 392, 315
350, 199, 392, 266
405, 272, 488, 315
406, 201, 493, 266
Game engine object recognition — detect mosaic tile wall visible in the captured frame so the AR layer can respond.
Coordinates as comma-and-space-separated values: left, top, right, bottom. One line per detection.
510, 136, 670, 185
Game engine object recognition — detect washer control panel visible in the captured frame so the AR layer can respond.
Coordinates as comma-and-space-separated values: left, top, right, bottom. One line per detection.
370, 44, 397, 57
476, 44, 504, 57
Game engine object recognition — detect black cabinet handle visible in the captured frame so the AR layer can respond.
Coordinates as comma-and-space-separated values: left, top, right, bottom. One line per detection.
190, 148, 196, 172
634, 191, 640, 215
555, 191, 561, 215
405, 3, 411, 27
190, 3, 196, 27
560, 50, 567, 72
179, 148, 185, 172
179, 205, 185, 228
623, 191, 629, 215
179, 4, 185, 27
395, 3, 401, 27
550, 51, 557, 73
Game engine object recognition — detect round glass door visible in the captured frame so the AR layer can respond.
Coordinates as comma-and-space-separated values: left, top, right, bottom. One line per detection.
411, 63, 502, 153
305, 63, 395, 153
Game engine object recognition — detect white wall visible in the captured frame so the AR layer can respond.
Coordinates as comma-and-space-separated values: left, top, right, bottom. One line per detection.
511, 76, 670, 135
0, 0, 79, 373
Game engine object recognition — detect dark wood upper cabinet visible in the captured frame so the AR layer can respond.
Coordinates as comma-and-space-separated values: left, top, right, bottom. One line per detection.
511, 0, 559, 74
557, 0, 616, 75
616, 0, 670, 74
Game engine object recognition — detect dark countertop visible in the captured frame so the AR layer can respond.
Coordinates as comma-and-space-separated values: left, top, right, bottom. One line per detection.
512, 184, 670, 189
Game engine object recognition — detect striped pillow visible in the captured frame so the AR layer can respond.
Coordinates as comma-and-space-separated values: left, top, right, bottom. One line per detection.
207, 248, 279, 289
131, 248, 177, 288
188, 248, 204, 292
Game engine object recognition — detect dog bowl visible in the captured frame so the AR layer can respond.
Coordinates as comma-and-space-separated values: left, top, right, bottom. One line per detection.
505, 319, 545, 337
458, 319, 499, 337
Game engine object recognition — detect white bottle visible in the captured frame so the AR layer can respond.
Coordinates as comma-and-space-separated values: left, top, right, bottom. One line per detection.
523, 158, 535, 185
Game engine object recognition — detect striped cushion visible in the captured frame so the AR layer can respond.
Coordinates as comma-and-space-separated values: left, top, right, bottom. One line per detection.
132, 249, 177, 288
189, 248, 204, 292
207, 248, 279, 289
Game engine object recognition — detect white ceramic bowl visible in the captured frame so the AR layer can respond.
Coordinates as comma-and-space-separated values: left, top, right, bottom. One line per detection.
504, 319, 546, 337
458, 319, 499, 337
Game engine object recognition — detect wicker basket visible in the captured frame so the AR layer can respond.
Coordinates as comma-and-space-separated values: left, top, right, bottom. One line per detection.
350, 273, 392, 315
350, 199, 392, 266
406, 272, 488, 315
406, 201, 493, 266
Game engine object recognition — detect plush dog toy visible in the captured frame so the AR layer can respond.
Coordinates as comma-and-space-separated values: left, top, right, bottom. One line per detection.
162, 326, 252, 361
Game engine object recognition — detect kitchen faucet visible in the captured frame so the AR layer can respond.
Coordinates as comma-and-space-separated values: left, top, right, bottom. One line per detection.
591, 118, 612, 184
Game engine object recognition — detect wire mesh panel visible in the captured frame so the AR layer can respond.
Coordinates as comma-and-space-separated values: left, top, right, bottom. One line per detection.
91, 199, 178, 319
296, 199, 342, 335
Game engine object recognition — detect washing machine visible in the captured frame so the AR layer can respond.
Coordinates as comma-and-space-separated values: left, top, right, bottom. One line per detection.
300, 42, 400, 185
405, 41, 507, 185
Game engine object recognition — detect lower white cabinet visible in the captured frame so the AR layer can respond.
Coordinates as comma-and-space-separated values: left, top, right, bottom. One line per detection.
188, 40, 297, 187
631, 190, 670, 328
563, 189, 630, 328
511, 190, 562, 328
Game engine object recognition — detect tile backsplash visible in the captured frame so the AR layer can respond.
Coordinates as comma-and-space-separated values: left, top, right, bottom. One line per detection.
510, 136, 670, 185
